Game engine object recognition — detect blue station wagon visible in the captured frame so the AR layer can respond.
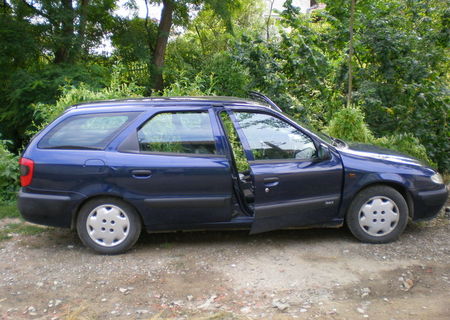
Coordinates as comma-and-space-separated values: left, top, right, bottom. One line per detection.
18, 93, 448, 254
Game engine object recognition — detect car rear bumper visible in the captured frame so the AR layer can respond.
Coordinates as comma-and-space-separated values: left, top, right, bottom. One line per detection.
18, 189, 81, 228
412, 185, 448, 221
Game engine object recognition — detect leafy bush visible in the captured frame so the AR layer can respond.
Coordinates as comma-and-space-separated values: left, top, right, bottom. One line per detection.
220, 112, 250, 173
230, 0, 448, 172
326, 106, 374, 143
165, 49, 250, 97
0, 139, 18, 201
0, 63, 111, 151
326, 106, 433, 166
163, 73, 217, 97
29, 70, 144, 137
374, 133, 432, 166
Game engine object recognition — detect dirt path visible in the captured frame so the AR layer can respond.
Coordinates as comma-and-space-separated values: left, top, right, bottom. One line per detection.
0, 212, 449, 320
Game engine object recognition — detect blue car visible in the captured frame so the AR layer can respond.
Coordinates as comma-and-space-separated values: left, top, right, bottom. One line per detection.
18, 94, 448, 254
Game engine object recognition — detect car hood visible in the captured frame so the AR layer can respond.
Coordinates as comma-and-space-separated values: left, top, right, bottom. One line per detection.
336, 143, 423, 167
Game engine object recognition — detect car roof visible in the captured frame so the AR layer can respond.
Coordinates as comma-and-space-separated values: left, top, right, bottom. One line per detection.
73, 96, 269, 110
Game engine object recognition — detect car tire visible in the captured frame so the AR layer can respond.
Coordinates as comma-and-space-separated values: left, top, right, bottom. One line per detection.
346, 186, 408, 243
76, 197, 142, 254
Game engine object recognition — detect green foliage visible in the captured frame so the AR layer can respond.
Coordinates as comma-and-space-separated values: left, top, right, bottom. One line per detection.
373, 134, 432, 166
0, 223, 48, 242
0, 140, 18, 201
232, 0, 448, 171
165, 42, 250, 97
111, 17, 157, 63
326, 106, 433, 165
327, 106, 373, 143
162, 0, 263, 97
232, 3, 343, 129
163, 73, 218, 97
0, 202, 20, 220
30, 69, 144, 134
0, 0, 448, 174
348, 0, 449, 172
1, 63, 111, 151
220, 112, 250, 173
6, 0, 117, 64
0, 12, 40, 75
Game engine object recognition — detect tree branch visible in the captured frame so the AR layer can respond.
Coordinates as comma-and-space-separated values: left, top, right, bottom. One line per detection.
266, 0, 275, 41
20, 0, 57, 25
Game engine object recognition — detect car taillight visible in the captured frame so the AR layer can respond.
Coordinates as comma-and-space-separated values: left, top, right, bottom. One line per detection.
19, 157, 34, 187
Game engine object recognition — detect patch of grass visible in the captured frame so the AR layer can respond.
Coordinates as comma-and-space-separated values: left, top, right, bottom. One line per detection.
5, 223, 47, 235
161, 242, 174, 249
0, 222, 48, 242
0, 201, 20, 219
0, 232, 10, 241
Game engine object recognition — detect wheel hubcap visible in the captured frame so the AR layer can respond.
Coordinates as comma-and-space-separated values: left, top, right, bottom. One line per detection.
86, 204, 130, 247
358, 196, 399, 237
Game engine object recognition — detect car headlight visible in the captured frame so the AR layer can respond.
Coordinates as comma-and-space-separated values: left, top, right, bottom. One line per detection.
431, 173, 444, 184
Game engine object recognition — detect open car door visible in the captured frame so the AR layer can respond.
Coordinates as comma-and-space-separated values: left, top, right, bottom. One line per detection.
227, 110, 344, 234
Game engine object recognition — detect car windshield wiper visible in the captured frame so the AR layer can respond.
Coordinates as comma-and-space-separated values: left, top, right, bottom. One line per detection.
44, 145, 102, 150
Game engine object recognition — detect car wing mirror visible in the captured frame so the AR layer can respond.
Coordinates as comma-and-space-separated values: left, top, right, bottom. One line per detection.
317, 144, 331, 161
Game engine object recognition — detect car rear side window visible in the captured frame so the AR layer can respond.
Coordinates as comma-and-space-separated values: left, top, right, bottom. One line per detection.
137, 112, 217, 155
38, 112, 138, 150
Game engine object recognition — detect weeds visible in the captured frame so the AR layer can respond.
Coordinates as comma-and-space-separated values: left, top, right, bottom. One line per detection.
0, 222, 48, 242
0, 201, 20, 219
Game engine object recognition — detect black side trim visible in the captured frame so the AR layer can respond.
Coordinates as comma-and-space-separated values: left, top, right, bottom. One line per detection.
256, 194, 340, 218
19, 192, 71, 201
144, 196, 231, 208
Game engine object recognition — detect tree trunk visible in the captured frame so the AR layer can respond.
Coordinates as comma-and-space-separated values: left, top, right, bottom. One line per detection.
54, 0, 75, 64
76, 0, 89, 57
150, 0, 174, 93
347, 0, 356, 107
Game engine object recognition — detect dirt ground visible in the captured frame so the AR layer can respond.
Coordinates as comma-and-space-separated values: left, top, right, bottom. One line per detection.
0, 207, 449, 320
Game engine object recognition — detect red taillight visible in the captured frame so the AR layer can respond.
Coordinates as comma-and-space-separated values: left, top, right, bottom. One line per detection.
19, 157, 34, 187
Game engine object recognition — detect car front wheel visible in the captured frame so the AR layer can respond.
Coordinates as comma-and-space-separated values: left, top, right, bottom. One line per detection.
346, 186, 408, 243
76, 197, 142, 254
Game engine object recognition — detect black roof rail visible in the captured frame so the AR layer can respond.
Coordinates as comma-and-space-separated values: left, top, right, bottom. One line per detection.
248, 91, 283, 113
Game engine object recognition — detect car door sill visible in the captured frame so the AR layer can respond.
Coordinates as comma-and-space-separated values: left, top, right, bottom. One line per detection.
145, 216, 254, 232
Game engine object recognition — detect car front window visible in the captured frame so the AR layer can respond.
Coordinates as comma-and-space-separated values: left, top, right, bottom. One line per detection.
234, 112, 317, 161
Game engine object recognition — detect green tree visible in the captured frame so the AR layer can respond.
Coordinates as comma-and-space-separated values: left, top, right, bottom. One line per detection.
233, 0, 449, 171
7, 0, 117, 63
145, 0, 242, 92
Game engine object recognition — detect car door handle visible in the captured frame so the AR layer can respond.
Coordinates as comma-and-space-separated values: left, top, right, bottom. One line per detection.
263, 177, 279, 187
131, 169, 152, 179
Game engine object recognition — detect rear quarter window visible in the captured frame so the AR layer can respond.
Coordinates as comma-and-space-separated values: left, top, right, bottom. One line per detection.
38, 112, 139, 150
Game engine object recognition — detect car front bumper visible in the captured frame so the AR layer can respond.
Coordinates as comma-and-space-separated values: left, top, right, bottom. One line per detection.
412, 185, 448, 221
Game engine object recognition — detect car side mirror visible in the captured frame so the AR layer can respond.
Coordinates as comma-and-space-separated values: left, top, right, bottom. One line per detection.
317, 144, 331, 161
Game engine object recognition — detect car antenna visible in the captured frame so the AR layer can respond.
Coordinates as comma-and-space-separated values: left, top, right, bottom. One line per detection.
248, 91, 283, 113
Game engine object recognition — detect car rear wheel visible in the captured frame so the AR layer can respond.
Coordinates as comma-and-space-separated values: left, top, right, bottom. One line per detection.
76, 198, 141, 254
346, 186, 408, 243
